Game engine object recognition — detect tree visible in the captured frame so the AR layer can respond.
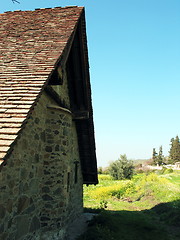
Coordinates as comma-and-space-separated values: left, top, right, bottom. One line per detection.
169, 136, 180, 164
98, 166, 103, 174
157, 145, 164, 166
108, 154, 134, 180
152, 148, 158, 165
152, 146, 164, 166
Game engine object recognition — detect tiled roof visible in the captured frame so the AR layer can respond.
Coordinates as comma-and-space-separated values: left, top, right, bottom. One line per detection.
0, 6, 83, 164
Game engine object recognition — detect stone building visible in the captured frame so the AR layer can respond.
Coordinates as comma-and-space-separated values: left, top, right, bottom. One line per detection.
0, 7, 98, 240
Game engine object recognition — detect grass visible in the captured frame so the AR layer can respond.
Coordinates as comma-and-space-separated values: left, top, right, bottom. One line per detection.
84, 173, 180, 210
78, 172, 180, 240
165, 173, 180, 186
78, 208, 179, 240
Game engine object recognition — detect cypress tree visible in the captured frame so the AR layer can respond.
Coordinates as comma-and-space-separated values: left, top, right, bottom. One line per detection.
152, 148, 158, 165
169, 136, 180, 164
157, 145, 164, 166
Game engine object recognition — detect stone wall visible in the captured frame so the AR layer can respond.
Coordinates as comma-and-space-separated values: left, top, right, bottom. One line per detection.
0, 88, 83, 239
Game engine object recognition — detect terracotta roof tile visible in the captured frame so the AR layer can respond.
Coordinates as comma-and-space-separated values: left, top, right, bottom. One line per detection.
0, 146, 10, 152
0, 123, 22, 128
0, 118, 26, 123
0, 154, 6, 163
0, 139, 14, 146
0, 134, 18, 140
0, 128, 21, 135
0, 6, 83, 164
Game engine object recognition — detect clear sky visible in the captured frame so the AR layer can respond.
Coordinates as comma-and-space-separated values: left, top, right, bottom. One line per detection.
1, 0, 180, 167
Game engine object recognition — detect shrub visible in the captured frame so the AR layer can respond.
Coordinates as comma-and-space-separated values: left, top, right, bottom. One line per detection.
98, 166, 103, 174
108, 154, 134, 180
164, 168, 173, 174
87, 180, 136, 200
98, 174, 113, 181
158, 167, 173, 175
158, 167, 167, 174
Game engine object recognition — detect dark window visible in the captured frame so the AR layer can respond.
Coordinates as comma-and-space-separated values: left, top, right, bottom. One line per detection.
48, 68, 63, 85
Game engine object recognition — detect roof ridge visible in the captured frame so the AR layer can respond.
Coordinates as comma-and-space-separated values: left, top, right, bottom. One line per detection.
2, 6, 83, 14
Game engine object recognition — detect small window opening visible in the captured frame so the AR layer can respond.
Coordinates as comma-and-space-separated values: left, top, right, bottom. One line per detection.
48, 68, 63, 85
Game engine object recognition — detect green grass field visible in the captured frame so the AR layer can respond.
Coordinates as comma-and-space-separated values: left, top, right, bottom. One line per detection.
78, 172, 180, 240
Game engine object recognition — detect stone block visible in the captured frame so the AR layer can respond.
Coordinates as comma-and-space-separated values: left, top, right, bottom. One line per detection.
29, 216, 40, 232
29, 179, 39, 194
45, 146, 52, 152
0, 223, 4, 232
15, 215, 30, 240
0, 233, 8, 240
17, 195, 30, 214
6, 199, 13, 213
42, 186, 50, 193
20, 168, 28, 179
0, 204, 6, 218
24, 203, 35, 214
53, 187, 62, 196
42, 194, 53, 201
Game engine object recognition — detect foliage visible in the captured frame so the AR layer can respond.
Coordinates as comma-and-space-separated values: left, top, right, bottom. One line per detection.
97, 167, 109, 175
168, 173, 180, 186
152, 146, 164, 165
82, 172, 180, 240
157, 146, 164, 165
108, 154, 134, 180
97, 166, 103, 174
152, 135, 180, 165
169, 136, 180, 164
100, 200, 108, 210
84, 172, 180, 210
158, 167, 173, 175
152, 148, 158, 165
86, 180, 135, 201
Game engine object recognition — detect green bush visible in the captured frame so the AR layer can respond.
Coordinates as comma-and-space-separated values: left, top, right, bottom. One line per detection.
164, 168, 173, 174
158, 167, 173, 175
108, 154, 134, 180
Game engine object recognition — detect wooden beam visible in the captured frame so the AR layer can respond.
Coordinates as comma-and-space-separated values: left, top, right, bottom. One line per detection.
47, 105, 72, 115
73, 111, 89, 120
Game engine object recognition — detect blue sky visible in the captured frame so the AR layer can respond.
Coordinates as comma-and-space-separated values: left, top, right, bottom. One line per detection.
1, 0, 180, 167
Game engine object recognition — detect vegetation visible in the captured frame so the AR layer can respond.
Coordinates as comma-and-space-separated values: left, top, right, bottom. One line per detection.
169, 136, 180, 164
152, 145, 164, 165
152, 135, 180, 165
152, 148, 158, 165
84, 173, 180, 209
78, 210, 173, 240
108, 154, 134, 180
157, 145, 164, 165
79, 171, 180, 240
